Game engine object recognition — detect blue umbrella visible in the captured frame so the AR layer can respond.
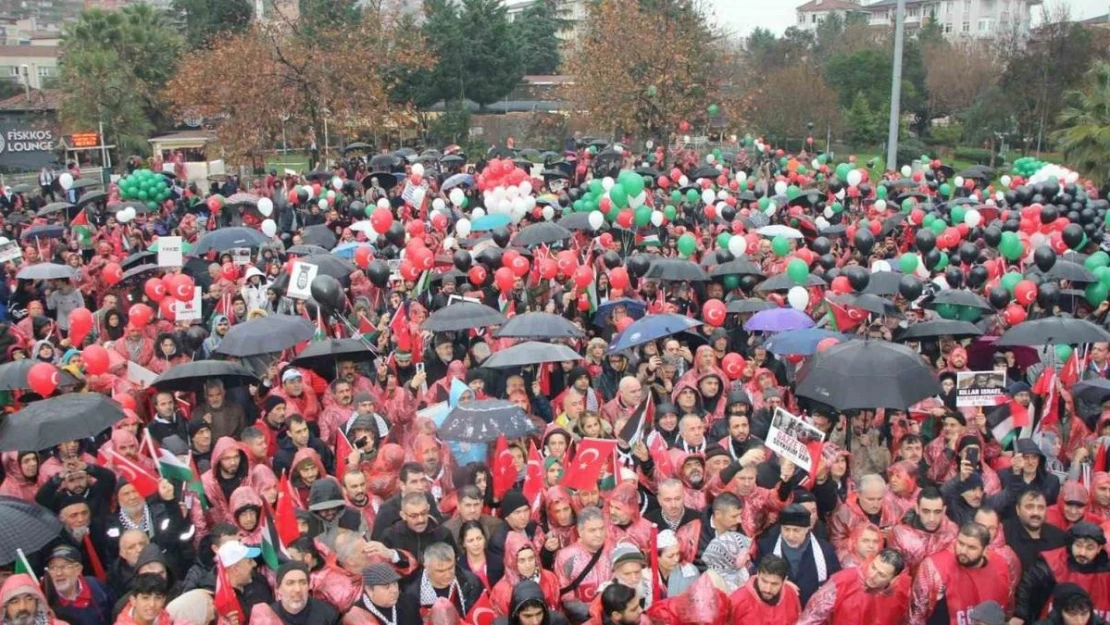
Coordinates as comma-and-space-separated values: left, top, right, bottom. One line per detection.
743, 308, 815, 333
593, 297, 647, 327
764, 328, 848, 356
471, 213, 512, 231
442, 173, 475, 191
607, 313, 702, 354
332, 242, 374, 260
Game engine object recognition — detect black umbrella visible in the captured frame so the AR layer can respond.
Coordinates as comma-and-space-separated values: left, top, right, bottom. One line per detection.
691, 166, 721, 180
0, 360, 77, 392
864, 272, 902, 296
423, 302, 507, 332
36, 202, 74, 217
756, 273, 827, 292
710, 259, 765, 278
493, 312, 585, 339
429, 268, 466, 285
291, 338, 376, 376
727, 298, 777, 314
75, 190, 108, 209
362, 172, 399, 189
995, 317, 1110, 346
119, 264, 162, 287
0, 497, 63, 565
488, 146, 515, 159
370, 154, 402, 170
395, 147, 418, 162
483, 342, 582, 368
0, 394, 124, 451
828, 293, 900, 317
513, 222, 573, 248
1072, 378, 1110, 407
795, 339, 943, 410
70, 178, 100, 190
557, 213, 595, 231
301, 254, 357, 282
152, 360, 259, 392
1028, 260, 1096, 283
645, 259, 710, 282
16, 263, 76, 281
438, 399, 538, 443
342, 142, 373, 154
302, 225, 338, 250
926, 289, 993, 311
441, 155, 465, 166
959, 167, 992, 180
286, 244, 329, 257
21, 225, 65, 240
121, 251, 157, 271
193, 227, 270, 255
304, 170, 332, 182
215, 314, 317, 357
893, 319, 984, 342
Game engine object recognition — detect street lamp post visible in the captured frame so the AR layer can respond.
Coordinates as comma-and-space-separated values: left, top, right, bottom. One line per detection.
886, 0, 907, 171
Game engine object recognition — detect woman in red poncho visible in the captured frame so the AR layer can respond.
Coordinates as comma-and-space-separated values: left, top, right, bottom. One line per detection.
489, 532, 561, 617
647, 573, 731, 625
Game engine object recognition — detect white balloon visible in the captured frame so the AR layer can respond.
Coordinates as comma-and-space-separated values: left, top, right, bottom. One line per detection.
456, 218, 472, 238
304, 185, 315, 200
815, 216, 830, 229
317, 198, 328, 210
628, 191, 646, 209
915, 261, 930, 278
954, 176, 964, 188
519, 181, 533, 196
588, 210, 605, 230
846, 169, 862, 187
874, 199, 887, 212
602, 177, 615, 191
523, 195, 536, 211
491, 187, 506, 203
736, 171, 747, 183
59, 173, 73, 190
1030, 232, 1048, 249
261, 219, 277, 237
774, 181, 787, 195
1067, 171, 1080, 184
542, 205, 555, 221
411, 163, 425, 177
811, 159, 821, 170
331, 176, 344, 191
706, 154, 716, 164
511, 196, 528, 214
701, 189, 715, 205
964, 208, 982, 228
116, 209, 132, 224
442, 236, 457, 250
716, 190, 729, 201
679, 176, 689, 187
995, 191, 1005, 202
765, 200, 778, 216
258, 197, 274, 217
449, 188, 465, 206
376, 198, 389, 209
432, 198, 446, 212
497, 198, 513, 215
650, 211, 664, 227
506, 185, 520, 200
471, 207, 486, 218
1000, 175, 1012, 187
824, 206, 835, 219
900, 165, 912, 177
510, 205, 526, 225
0, 237, 8, 245
728, 235, 747, 256
787, 286, 809, 311
871, 260, 892, 273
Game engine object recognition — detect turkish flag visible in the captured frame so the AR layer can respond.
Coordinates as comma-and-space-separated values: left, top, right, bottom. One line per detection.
522, 442, 544, 510
829, 300, 867, 332
491, 435, 516, 499
275, 473, 300, 546
214, 562, 243, 622
648, 434, 674, 477
100, 449, 159, 498
561, 438, 618, 491
335, 431, 353, 484
463, 591, 497, 625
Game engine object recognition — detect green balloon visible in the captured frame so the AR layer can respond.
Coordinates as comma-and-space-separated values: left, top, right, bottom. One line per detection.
589, 179, 603, 196
634, 206, 651, 228
723, 275, 740, 290
1055, 344, 1074, 363
609, 185, 628, 209
786, 185, 800, 200
147, 201, 158, 210
901, 198, 915, 213
936, 303, 959, 320
1087, 282, 1109, 305
876, 186, 888, 199
1099, 265, 1110, 288
999, 231, 1018, 251
365, 205, 374, 217
646, 85, 657, 97
670, 190, 682, 204
1001, 272, 1023, 293
137, 190, 148, 201
1086, 251, 1110, 270
758, 197, 770, 211
899, 253, 918, 273
1001, 239, 1024, 261
786, 258, 809, 284
771, 235, 789, 257
950, 206, 966, 224
685, 189, 699, 204
461, 196, 469, 208
708, 104, 720, 116
939, 183, 952, 197
717, 232, 731, 249
923, 214, 935, 228
929, 220, 946, 235
664, 205, 677, 221
958, 306, 982, 322
621, 173, 645, 198
935, 251, 949, 271
677, 233, 697, 257
779, 157, 788, 168
572, 199, 583, 212
831, 202, 843, 214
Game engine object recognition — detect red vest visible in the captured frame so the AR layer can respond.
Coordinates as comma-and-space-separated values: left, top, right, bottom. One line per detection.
828, 569, 911, 625
929, 550, 1012, 625
1041, 547, 1110, 619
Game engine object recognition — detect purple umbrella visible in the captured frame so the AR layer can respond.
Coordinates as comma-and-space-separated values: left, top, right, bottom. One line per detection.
743, 308, 815, 333
966, 335, 1039, 371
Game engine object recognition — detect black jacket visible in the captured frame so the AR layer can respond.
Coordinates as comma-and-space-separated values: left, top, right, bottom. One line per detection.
380, 520, 457, 583
36, 463, 117, 523
355, 591, 420, 624
273, 436, 335, 479
1004, 516, 1068, 572
111, 545, 182, 620
1016, 548, 1110, 621
491, 580, 570, 625
103, 496, 194, 579
370, 492, 442, 541
754, 525, 841, 606
401, 567, 484, 617
46, 576, 114, 625
147, 414, 190, 446
269, 599, 339, 625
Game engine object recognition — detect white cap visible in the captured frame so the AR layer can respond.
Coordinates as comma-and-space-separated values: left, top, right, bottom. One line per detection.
281, 368, 303, 383
216, 540, 260, 568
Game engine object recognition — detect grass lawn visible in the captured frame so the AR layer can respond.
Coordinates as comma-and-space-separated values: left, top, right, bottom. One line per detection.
265, 151, 312, 173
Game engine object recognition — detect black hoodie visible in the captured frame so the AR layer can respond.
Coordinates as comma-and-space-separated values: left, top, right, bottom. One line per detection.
491, 580, 570, 625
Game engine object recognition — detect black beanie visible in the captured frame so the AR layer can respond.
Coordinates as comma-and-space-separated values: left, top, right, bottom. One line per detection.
779, 504, 811, 528
276, 561, 309, 585
499, 489, 529, 518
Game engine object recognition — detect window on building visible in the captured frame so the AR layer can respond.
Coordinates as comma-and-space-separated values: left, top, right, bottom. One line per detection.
978, 18, 992, 31
944, 22, 953, 32
7, 66, 16, 77
812, 12, 818, 22
908, 7, 919, 17
962, 20, 970, 31
36, 66, 51, 77
963, 0, 970, 12
945, 0, 953, 11
799, 12, 805, 23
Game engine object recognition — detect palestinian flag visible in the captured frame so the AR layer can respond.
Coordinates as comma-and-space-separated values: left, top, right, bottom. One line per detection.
259, 505, 288, 571
987, 397, 1029, 450
157, 449, 209, 510
617, 396, 655, 447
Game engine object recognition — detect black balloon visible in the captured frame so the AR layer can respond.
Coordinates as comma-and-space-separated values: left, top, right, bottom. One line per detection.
915, 229, 937, 254
983, 226, 1003, 248
602, 251, 623, 269
944, 267, 964, 289
628, 255, 651, 277
1033, 246, 1057, 272
1062, 223, 1085, 250
367, 260, 391, 288
966, 265, 989, 289
923, 249, 942, 270
477, 247, 503, 268
453, 250, 472, 272
899, 275, 923, 300
296, 189, 308, 204
492, 227, 511, 248
721, 206, 736, 222
1040, 205, 1059, 224
738, 275, 761, 292
853, 229, 876, 256
817, 254, 836, 271
812, 237, 832, 256
844, 266, 870, 292
988, 285, 1011, 309
716, 249, 734, 264
385, 222, 406, 247
1037, 282, 1060, 309
310, 275, 343, 311
958, 242, 979, 264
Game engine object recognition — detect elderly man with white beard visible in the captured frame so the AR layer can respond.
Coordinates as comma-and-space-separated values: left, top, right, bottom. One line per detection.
48, 496, 111, 581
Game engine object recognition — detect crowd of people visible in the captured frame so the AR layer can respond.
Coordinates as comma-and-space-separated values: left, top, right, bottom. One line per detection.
0, 136, 1107, 625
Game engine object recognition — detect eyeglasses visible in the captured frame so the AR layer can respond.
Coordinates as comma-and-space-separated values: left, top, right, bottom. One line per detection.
46, 562, 81, 574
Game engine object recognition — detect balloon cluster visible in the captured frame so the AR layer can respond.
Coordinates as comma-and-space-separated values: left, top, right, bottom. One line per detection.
118, 169, 171, 212
1011, 156, 1046, 179
571, 169, 654, 232
477, 159, 537, 226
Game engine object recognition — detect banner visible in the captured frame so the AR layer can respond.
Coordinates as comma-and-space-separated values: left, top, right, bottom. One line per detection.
767, 407, 826, 472
287, 262, 318, 300
0, 125, 55, 171
956, 371, 1007, 407
174, 287, 202, 322
0, 240, 22, 263
230, 247, 251, 266
157, 236, 183, 267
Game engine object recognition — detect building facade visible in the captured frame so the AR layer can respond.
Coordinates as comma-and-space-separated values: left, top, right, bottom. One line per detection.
795, 0, 868, 31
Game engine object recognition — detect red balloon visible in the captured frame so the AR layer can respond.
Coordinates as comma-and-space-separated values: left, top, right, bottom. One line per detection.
830, 276, 852, 295
221, 262, 238, 282
615, 210, 633, 229
702, 299, 726, 327
159, 298, 176, 322
128, 304, 153, 328
557, 251, 578, 276
539, 259, 558, 280
573, 265, 594, 289
103, 263, 123, 286
354, 246, 372, 269
670, 168, 682, 183
817, 337, 840, 352
161, 274, 175, 295
615, 316, 634, 333
609, 267, 630, 291
114, 393, 137, 411
1003, 303, 1028, 326
657, 176, 670, 189
411, 247, 434, 272
502, 249, 521, 269
81, 345, 109, 375
494, 267, 515, 292
371, 207, 393, 235
400, 260, 420, 282
144, 277, 166, 302
721, 353, 745, 381
1014, 279, 1038, 306
27, 362, 57, 396
599, 197, 612, 213
577, 294, 591, 312
468, 265, 488, 286
68, 308, 93, 346
312, 183, 322, 197
598, 233, 614, 248
704, 203, 718, 221
171, 275, 195, 302
287, 189, 299, 205
407, 220, 426, 237
509, 254, 530, 278
431, 212, 448, 232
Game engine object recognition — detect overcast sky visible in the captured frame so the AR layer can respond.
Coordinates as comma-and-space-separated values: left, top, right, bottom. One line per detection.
707, 0, 1106, 37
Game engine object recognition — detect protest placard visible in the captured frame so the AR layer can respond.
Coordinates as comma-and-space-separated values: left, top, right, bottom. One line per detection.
0, 240, 22, 263
174, 287, 202, 322
157, 236, 183, 267
287, 262, 318, 299
230, 247, 251, 266
766, 407, 826, 472
956, 371, 1007, 407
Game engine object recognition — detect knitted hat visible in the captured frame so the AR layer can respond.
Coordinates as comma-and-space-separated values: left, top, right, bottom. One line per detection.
779, 504, 811, 528
499, 489, 529, 518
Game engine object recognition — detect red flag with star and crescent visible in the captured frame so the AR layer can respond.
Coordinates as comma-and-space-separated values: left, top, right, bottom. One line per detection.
561, 438, 618, 491
828, 299, 867, 333
491, 435, 516, 499
463, 591, 497, 625
522, 442, 544, 511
